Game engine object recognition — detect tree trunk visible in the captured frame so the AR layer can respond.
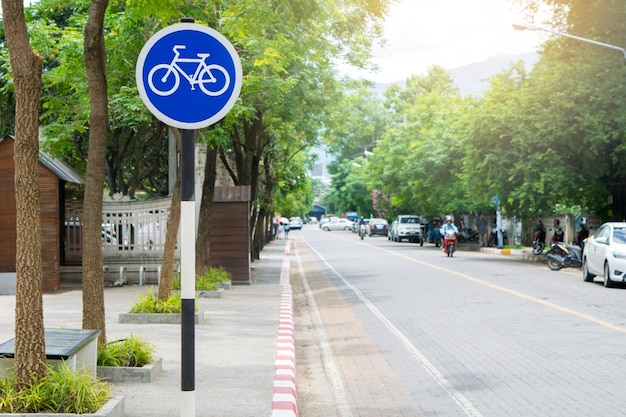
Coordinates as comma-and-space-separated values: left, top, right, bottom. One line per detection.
196, 144, 218, 276
158, 128, 181, 300
82, 0, 109, 345
2, 0, 47, 384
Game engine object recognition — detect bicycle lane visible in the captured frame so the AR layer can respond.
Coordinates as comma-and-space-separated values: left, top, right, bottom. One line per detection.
290, 234, 425, 417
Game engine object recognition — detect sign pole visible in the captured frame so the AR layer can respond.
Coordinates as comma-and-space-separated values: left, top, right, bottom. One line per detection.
180, 128, 196, 417
135, 17, 242, 417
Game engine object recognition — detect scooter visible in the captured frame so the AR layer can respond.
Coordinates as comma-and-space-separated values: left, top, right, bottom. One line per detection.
546, 241, 583, 271
487, 229, 508, 247
532, 230, 546, 255
457, 228, 479, 244
443, 229, 457, 257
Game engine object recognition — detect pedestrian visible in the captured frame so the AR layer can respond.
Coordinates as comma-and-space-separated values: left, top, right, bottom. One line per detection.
576, 223, 589, 247
552, 219, 564, 243
273, 216, 280, 240
475, 212, 488, 247
284, 223, 290, 239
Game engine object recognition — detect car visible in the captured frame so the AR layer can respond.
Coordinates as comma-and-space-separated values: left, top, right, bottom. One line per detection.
368, 218, 389, 236
321, 218, 353, 231
319, 217, 332, 228
582, 222, 626, 287
388, 220, 397, 241
289, 217, 303, 230
390, 215, 423, 245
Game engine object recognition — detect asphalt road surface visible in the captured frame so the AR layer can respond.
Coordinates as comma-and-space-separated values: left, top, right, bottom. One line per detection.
292, 225, 626, 417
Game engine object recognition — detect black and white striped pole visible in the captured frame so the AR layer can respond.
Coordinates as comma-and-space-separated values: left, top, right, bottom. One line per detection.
180, 127, 196, 417
136, 18, 242, 417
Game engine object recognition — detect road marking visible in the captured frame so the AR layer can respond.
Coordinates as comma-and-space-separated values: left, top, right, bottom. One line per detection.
378, 245, 626, 335
331, 232, 626, 335
303, 239, 484, 417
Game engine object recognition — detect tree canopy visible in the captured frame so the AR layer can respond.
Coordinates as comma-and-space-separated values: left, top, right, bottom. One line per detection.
323, 0, 626, 222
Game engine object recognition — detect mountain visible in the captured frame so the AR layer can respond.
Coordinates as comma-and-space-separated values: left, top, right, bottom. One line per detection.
373, 52, 539, 97
449, 52, 539, 96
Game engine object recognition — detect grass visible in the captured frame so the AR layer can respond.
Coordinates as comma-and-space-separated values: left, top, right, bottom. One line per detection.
97, 334, 155, 367
0, 363, 111, 413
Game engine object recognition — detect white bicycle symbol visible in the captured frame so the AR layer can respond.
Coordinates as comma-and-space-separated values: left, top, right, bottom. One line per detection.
147, 45, 230, 97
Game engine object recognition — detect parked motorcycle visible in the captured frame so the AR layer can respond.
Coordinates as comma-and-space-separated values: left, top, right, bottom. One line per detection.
457, 228, 479, 244
443, 229, 457, 257
487, 229, 508, 247
532, 230, 546, 255
546, 241, 583, 271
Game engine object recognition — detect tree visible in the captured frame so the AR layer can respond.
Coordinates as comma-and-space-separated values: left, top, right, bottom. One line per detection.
364, 67, 468, 216
158, 128, 181, 300
1, 0, 47, 384
81, 0, 109, 344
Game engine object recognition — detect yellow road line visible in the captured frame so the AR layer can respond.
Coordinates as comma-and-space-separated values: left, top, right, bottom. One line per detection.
344, 234, 626, 334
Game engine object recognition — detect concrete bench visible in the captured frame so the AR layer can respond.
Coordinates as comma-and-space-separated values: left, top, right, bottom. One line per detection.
0, 328, 101, 378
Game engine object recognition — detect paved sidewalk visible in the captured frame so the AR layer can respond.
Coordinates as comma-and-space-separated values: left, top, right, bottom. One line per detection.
0, 240, 290, 417
478, 246, 547, 263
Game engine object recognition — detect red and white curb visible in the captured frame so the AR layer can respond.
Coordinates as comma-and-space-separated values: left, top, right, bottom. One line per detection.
271, 241, 297, 417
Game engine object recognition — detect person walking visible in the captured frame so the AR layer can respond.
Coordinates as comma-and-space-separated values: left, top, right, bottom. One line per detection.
475, 212, 488, 247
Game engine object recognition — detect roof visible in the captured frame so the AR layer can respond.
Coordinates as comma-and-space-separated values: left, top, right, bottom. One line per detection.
37, 150, 85, 184
2, 135, 85, 184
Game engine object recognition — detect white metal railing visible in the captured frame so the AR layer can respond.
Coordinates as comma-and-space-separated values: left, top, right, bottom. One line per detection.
64, 197, 173, 258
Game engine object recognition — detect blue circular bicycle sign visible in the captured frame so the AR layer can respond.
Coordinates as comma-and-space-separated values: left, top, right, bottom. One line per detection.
136, 23, 242, 129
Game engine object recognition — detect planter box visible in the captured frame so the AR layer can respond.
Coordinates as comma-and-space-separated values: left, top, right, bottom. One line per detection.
97, 357, 162, 382
171, 289, 225, 298
0, 273, 16, 295
197, 288, 224, 298
118, 312, 203, 324
0, 396, 124, 417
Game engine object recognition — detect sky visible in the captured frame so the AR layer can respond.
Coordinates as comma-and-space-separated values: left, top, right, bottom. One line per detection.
344, 0, 545, 83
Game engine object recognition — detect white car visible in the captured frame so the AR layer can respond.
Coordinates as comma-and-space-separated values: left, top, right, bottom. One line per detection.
321, 218, 353, 231
289, 217, 303, 230
582, 222, 626, 287
389, 215, 423, 245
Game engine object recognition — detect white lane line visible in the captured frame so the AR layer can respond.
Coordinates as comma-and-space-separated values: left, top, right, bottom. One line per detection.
303, 239, 484, 417
293, 243, 354, 417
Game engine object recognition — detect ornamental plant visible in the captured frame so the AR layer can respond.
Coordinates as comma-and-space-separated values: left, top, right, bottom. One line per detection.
0, 363, 110, 413
97, 334, 156, 367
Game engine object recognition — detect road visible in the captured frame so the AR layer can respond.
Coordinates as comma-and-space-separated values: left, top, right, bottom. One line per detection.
291, 225, 626, 417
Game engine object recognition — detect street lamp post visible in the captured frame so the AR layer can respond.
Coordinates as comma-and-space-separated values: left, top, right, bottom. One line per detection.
513, 23, 626, 60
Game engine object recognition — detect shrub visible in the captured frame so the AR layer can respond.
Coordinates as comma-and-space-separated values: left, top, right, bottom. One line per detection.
172, 266, 231, 291
129, 290, 182, 313
0, 363, 110, 413
97, 334, 155, 367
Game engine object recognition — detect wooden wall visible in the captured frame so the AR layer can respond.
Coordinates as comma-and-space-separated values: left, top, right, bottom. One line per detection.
0, 140, 17, 274
0, 138, 62, 291
208, 186, 251, 284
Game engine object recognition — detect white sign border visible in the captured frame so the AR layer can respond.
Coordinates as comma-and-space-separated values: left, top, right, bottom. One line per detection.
136, 22, 242, 129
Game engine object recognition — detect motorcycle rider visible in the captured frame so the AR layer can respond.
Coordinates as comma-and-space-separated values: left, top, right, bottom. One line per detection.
357, 216, 367, 237
440, 215, 458, 255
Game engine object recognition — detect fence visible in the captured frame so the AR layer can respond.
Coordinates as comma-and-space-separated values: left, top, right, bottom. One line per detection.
64, 197, 174, 262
